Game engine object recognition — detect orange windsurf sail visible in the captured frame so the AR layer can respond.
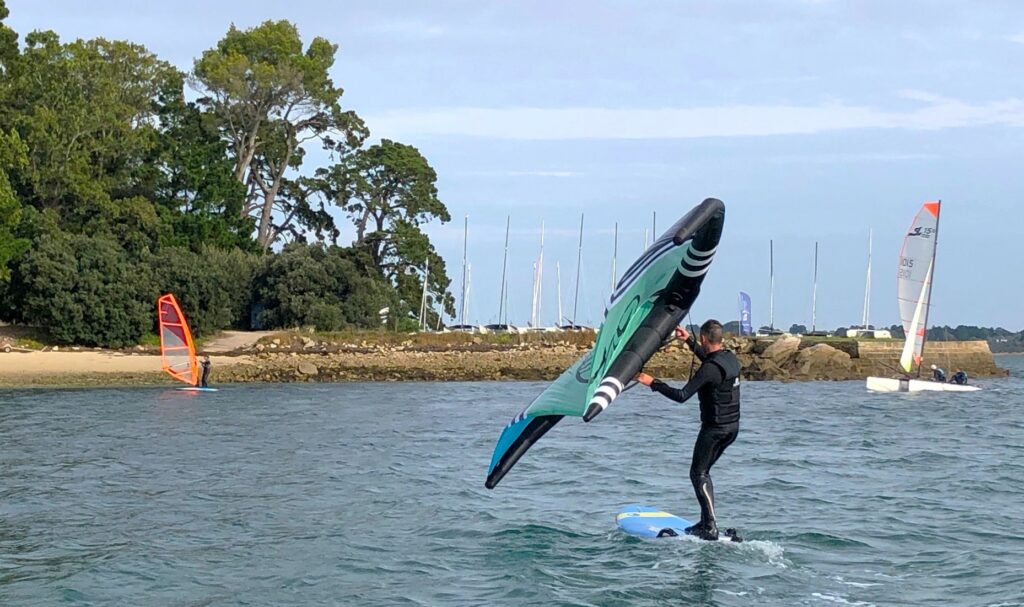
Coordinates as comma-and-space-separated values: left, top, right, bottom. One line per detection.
158, 294, 198, 385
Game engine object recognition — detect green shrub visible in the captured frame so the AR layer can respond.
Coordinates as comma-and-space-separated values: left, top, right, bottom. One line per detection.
18, 234, 155, 346
151, 245, 258, 336
252, 243, 393, 331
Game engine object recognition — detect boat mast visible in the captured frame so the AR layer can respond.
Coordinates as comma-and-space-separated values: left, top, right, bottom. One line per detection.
557, 261, 564, 326
572, 213, 584, 328
769, 240, 775, 332
530, 221, 545, 327
918, 201, 941, 376
498, 215, 510, 325
465, 262, 472, 326
862, 228, 873, 329
419, 258, 430, 331
459, 215, 468, 326
652, 211, 657, 240
530, 262, 537, 327
611, 222, 618, 291
538, 222, 544, 326
811, 241, 819, 333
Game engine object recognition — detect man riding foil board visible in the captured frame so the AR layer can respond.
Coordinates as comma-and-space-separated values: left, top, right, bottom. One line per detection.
637, 319, 740, 541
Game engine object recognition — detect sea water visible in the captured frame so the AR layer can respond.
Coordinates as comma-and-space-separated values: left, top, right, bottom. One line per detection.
2, 357, 1023, 606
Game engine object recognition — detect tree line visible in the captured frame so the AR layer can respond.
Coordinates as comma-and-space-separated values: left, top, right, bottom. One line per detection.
0, 3, 454, 346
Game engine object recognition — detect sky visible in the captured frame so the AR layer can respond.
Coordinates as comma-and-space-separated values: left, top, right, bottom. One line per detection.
8, 0, 1024, 329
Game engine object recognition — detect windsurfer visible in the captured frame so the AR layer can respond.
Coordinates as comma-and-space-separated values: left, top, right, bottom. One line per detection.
930, 364, 946, 382
636, 319, 740, 541
200, 355, 212, 388
950, 369, 968, 385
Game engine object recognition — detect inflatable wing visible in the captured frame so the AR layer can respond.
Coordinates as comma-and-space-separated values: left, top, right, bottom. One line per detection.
485, 198, 726, 489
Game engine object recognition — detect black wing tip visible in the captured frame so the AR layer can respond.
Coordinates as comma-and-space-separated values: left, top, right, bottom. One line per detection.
671, 198, 726, 245
582, 402, 603, 422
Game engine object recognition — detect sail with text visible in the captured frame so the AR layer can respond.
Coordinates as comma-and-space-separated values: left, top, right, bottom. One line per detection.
897, 201, 941, 374
485, 198, 726, 489
158, 293, 198, 386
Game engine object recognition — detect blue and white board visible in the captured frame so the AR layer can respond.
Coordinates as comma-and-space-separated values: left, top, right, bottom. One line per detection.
177, 387, 219, 392
617, 504, 694, 538
616, 504, 741, 542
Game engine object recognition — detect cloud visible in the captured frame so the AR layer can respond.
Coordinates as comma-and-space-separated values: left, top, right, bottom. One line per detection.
367, 20, 447, 38
365, 94, 1024, 141
504, 170, 583, 178
768, 152, 939, 164
461, 170, 584, 178
1007, 31, 1024, 44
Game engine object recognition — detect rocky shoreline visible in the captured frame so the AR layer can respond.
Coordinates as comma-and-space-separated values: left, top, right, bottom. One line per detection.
213, 334, 1007, 384
0, 334, 1006, 387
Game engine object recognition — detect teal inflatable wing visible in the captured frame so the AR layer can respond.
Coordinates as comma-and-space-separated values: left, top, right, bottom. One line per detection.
485, 198, 725, 489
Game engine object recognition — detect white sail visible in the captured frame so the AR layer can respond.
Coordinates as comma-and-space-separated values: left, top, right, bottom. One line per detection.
899, 257, 933, 372
896, 201, 941, 373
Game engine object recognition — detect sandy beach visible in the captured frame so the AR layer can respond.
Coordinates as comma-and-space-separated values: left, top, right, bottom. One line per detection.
0, 351, 251, 387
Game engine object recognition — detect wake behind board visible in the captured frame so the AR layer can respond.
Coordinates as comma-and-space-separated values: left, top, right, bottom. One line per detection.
616, 504, 741, 542
177, 386, 219, 392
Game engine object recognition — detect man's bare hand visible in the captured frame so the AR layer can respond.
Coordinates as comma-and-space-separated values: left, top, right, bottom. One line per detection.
675, 327, 690, 341
635, 372, 654, 386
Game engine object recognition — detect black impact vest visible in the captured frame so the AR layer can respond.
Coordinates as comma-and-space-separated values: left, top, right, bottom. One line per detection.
697, 349, 741, 426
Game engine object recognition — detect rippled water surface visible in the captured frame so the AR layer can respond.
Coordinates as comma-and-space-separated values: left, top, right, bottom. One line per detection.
3, 357, 1024, 606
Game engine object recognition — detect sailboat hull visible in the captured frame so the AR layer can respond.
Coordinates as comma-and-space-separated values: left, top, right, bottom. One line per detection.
866, 377, 980, 393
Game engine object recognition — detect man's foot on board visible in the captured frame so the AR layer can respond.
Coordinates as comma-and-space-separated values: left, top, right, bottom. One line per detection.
684, 521, 705, 536
696, 522, 719, 541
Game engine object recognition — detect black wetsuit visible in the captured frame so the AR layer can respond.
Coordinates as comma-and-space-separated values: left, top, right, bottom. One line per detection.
648, 337, 741, 536
951, 371, 968, 385
200, 359, 211, 388
932, 367, 946, 382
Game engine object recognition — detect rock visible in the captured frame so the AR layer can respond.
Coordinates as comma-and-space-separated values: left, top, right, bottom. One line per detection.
729, 338, 754, 355
272, 338, 281, 345
301, 337, 314, 347
297, 361, 318, 376
52, 346, 59, 351
793, 343, 853, 379
255, 344, 265, 352
761, 336, 801, 364
743, 358, 788, 381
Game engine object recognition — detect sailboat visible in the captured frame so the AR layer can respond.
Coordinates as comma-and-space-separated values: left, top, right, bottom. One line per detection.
757, 240, 783, 336
529, 221, 546, 330
485, 215, 519, 334
562, 213, 590, 330
865, 201, 979, 392
846, 229, 891, 339
158, 293, 217, 392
